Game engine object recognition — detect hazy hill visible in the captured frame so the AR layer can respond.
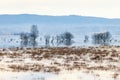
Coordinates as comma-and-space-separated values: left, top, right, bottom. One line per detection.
0, 14, 120, 24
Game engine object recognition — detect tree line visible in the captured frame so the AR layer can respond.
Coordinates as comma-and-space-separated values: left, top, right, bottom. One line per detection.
20, 25, 112, 47
20, 25, 74, 47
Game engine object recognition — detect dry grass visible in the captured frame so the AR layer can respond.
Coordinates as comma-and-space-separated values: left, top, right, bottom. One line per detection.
0, 46, 119, 73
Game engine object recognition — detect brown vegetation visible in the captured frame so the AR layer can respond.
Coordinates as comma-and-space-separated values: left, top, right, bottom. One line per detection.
0, 46, 119, 73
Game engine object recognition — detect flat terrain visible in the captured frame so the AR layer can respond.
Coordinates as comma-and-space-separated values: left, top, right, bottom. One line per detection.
0, 46, 120, 80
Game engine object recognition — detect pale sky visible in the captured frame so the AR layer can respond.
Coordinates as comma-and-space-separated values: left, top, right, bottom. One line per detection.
0, 0, 120, 18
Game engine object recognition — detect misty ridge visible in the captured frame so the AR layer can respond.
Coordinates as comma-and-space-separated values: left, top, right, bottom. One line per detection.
0, 14, 120, 24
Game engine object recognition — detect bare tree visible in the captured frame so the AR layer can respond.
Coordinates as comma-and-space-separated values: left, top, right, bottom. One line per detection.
20, 32, 29, 47
92, 31, 112, 45
44, 35, 50, 47
29, 25, 39, 47
84, 35, 89, 43
56, 35, 63, 46
30, 25, 39, 41
62, 32, 74, 46
51, 36, 55, 46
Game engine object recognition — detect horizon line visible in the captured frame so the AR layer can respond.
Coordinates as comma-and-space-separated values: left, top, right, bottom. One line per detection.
0, 13, 119, 19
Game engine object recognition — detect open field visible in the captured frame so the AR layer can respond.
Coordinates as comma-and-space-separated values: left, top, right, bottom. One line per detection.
0, 46, 120, 80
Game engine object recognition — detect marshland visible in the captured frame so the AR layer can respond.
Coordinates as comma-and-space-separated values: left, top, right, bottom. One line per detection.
0, 15, 120, 80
